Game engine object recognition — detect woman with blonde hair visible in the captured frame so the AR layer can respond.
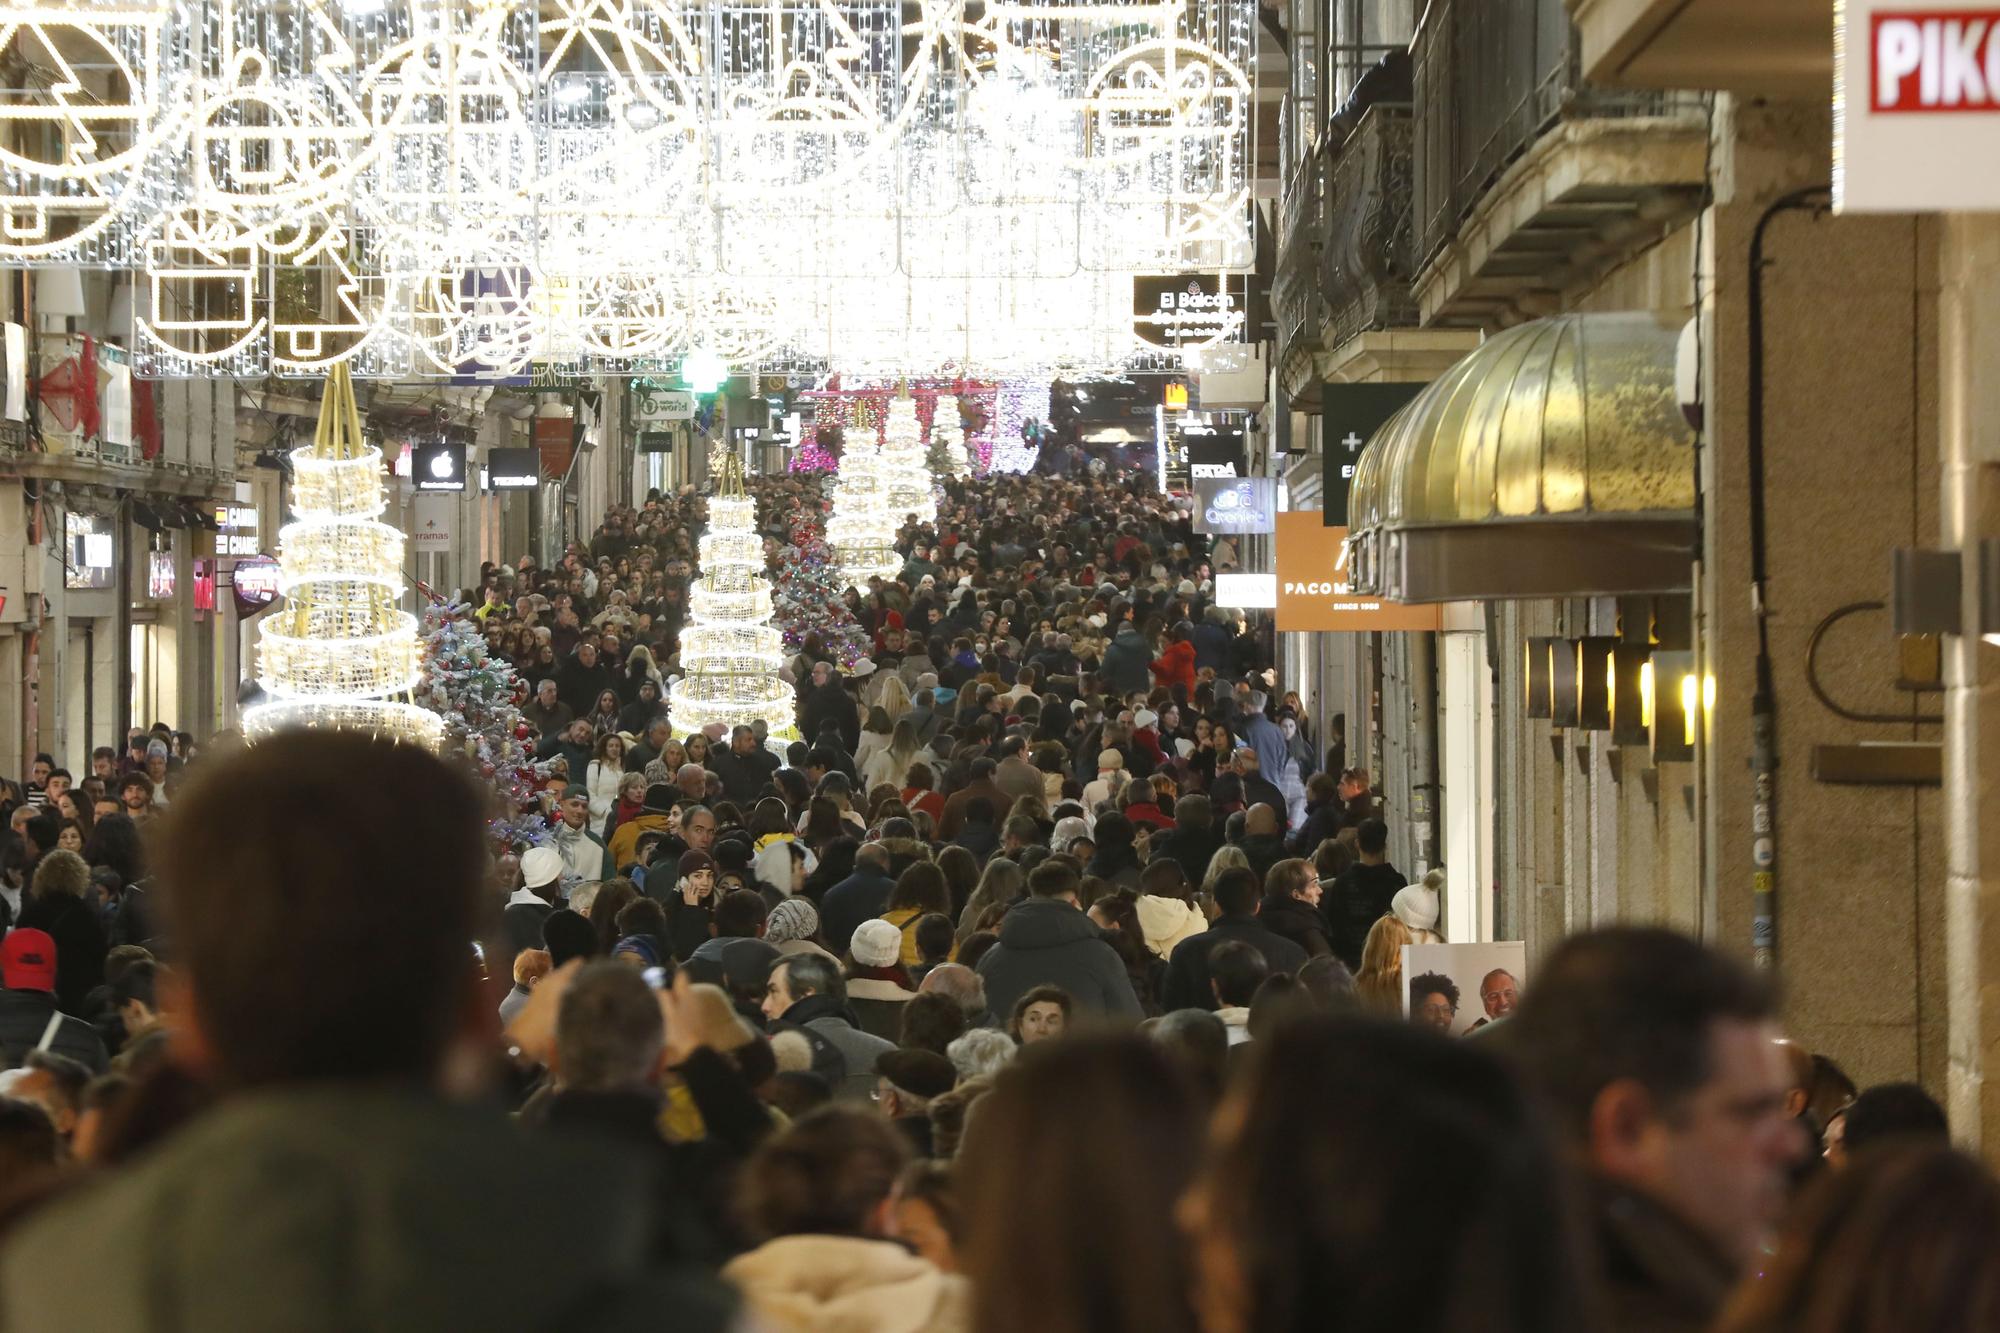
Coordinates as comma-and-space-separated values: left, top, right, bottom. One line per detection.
873, 672, 912, 723
863, 718, 924, 794
1353, 914, 1415, 1016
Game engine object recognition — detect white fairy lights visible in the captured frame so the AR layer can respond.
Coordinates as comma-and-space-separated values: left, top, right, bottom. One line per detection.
827, 435, 904, 588
242, 363, 442, 747
0, 0, 1254, 380
877, 393, 937, 527
666, 465, 797, 738
931, 394, 971, 479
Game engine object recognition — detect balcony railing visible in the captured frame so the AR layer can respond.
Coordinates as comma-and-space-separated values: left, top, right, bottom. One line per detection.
1413, 0, 1692, 267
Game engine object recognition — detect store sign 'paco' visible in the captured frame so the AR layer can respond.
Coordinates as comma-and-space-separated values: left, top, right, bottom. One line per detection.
1837, 3, 2000, 210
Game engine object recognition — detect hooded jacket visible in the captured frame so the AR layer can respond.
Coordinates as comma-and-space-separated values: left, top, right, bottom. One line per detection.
1149, 639, 1196, 695
779, 993, 895, 1103
1134, 894, 1208, 960
1099, 625, 1153, 696
975, 897, 1142, 1020
724, 1235, 969, 1333
0, 1086, 736, 1333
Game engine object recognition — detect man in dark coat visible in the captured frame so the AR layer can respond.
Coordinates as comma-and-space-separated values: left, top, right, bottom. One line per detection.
1161, 867, 1307, 1012
1099, 623, 1152, 699
555, 641, 618, 716
798, 662, 859, 754
707, 725, 780, 806
1255, 858, 1333, 959
1234, 803, 1291, 887
0, 929, 107, 1072
975, 862, 1141, 1020
1324, 818, 1408, 969
1154, 794, 1223, 888
817, 843, 898, 958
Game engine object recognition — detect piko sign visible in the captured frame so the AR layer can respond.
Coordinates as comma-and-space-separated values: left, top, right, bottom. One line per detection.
1837, 3, 2000, 210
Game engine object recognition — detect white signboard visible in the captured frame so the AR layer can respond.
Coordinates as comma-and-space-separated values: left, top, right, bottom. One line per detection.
1836, 2, 2000, 211
1216, 571, 1276, 608
633, 385, 697, 423
412, 494, 455, 552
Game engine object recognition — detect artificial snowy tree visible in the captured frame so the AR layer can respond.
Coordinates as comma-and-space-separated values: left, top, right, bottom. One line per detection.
666, 455, 798, 737
243, 363, 441, 747
768, 485, 872, 670
416, 599, 552, 855
878, 391, 937, 526
928, 392, 972, 480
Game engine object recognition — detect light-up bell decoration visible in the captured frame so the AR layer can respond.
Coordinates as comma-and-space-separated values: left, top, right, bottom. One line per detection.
242, 365, 442, 747
930, 393, 972, 479
665, 456, 797, 738
827, 435, 903, 589
878, 392, 938, 526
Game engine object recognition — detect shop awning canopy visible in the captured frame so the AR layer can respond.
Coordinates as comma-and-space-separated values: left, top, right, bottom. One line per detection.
1346, 312, 1696, 603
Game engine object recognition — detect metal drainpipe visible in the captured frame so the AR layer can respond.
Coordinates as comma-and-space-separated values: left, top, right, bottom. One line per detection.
1745, 184, 1830, 970
1408, 628, 1440, 873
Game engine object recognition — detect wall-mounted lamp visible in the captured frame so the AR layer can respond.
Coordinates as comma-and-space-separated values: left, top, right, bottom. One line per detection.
1551, 635, 1581, 727
1608, 643, 1653, 746
1649, 651, 1713, 764
1525, 637, 1557, 720
1575, 636, 1618, 731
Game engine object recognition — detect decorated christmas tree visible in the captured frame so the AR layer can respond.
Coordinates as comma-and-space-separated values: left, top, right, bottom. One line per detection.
243, 363, 441, 747
879, 391, 938, 526
928, 392, 972, 480
666, 455, 798, 737
767, 484, 872, 669
416, 599, 551, 855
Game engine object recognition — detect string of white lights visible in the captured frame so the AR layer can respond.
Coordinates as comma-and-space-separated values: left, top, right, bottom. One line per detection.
666, 483, 798, 737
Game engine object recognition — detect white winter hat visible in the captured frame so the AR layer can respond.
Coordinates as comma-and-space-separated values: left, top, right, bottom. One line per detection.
1133, 709, 1158, 730
851, 918, 904, 968
521, 845, 564, 890
1392, 870, 1444, 933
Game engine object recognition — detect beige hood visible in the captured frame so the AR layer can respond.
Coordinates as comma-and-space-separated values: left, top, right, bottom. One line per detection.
725, 1235, 970, 1333
1135, 894, 1208, 959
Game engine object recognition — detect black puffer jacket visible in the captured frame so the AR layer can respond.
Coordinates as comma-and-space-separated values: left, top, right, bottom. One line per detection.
975, 898, 1142, 1020
1256, 894, 1333, 960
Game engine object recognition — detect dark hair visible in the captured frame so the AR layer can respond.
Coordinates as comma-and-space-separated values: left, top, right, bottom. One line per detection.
801, 797, 845, 844
713, 887, 769, 939
1211, 866, 1260, 917
1841, 1083, 1949, 1155
1007, 984, 1072, 1038
1027, 860, 1081, 900
913, 912, 956, 966
153, 733, 487, 1087
1151, 1009, 1229, 1106
555, 962, 664, 1093
736, 1105, 911, 1241
1507, 927, 1776, 1142
587, 879, 640, 955
1713, 1145, 2000, 1333
82, 813, 145, 888
1209, 938, 1269, 1007
1296, 956, 1358, 1010
542, 909, 596, 967
614, 895, 669, 947
0, 1097, 58, 1173
1198, 1017, 1596, 1333
1355, 818, 1388, 855
887, 862, 950, 916
1410, 971, 1460, 1013
958, 931, 1001, 972
898, 991, 968, 1056
959, 1037, 1204, 1333
803, 836, 861, 899
110, 959, 159, 1011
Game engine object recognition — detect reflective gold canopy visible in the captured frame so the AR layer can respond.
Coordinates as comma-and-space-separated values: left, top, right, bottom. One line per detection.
1347, 312, 1696, 603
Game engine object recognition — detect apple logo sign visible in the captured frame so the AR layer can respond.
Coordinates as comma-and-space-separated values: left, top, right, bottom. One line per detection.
430, 451, 455, 479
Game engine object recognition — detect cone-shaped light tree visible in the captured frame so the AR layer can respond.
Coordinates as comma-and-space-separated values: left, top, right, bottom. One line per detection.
878, 391, 937, 526
929, 392, 972, 479
826, 428, 902, 589
243, 363, 441, 747
666, 454, 798, 737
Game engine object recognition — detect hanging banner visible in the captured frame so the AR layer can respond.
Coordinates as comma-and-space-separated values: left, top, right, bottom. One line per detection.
1133, 273, 1247, 348
1192, 477, 1275, 533
412, 494, 455, 553
231, 555, 281, 615
633, 384, 697, 423
1275, 515, 1441, 633
1320, 382, 1425, 526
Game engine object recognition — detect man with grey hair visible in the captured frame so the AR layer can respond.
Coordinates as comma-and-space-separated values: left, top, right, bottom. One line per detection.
800, 660, 858, 752
551, 962, 666, 1097
521, 678, 572, 736
761, 952, 892, 1102
945, 1028, 1014, 1082
918, 962, 995, 1029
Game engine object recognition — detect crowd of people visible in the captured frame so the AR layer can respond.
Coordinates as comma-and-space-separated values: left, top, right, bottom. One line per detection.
0, 463, 1991, 1331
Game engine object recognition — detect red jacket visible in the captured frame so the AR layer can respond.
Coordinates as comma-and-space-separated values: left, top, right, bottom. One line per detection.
1151, 639, 1196, 694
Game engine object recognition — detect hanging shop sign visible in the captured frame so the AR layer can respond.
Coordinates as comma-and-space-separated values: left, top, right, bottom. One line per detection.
64, 512, 113, 590
486, 446, 540, 491
1320, 382, 1425, 527
213, 504, 260, 556
1193, 477, 1276, 534
1216, 571, 1277, 608
1836, 2, 2000, 210
231, 555, 281, 615
413, 440, 467, 492
1187, 429, 1247, 478
1133, 273, 1247, 348
633, 384, 697, 423
535, 416, 575, 479
1275, 515, 1442, 633
147, 550, 176, 599
412, 494, 455, 552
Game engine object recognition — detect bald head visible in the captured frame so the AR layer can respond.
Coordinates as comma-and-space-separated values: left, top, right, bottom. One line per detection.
1245, 803, 1281, 836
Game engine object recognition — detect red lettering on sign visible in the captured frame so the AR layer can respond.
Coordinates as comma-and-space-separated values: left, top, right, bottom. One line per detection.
1871, 10, 2000, 110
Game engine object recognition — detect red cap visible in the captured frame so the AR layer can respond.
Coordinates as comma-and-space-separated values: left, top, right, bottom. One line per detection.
0, 928, 57, 992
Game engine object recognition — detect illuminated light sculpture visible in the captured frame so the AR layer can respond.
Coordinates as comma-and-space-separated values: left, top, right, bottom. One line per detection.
930, 393, 971, 479
826, 433, 903, 589
242, 364, 442, 747
665, 455, 797, 738
877, 391, 937, 526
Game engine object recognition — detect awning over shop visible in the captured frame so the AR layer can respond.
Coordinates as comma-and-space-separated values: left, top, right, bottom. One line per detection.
1346, 312, 1695, 603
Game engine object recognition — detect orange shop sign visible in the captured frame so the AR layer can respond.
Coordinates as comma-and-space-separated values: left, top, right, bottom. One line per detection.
1274, 514, 1440, 633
